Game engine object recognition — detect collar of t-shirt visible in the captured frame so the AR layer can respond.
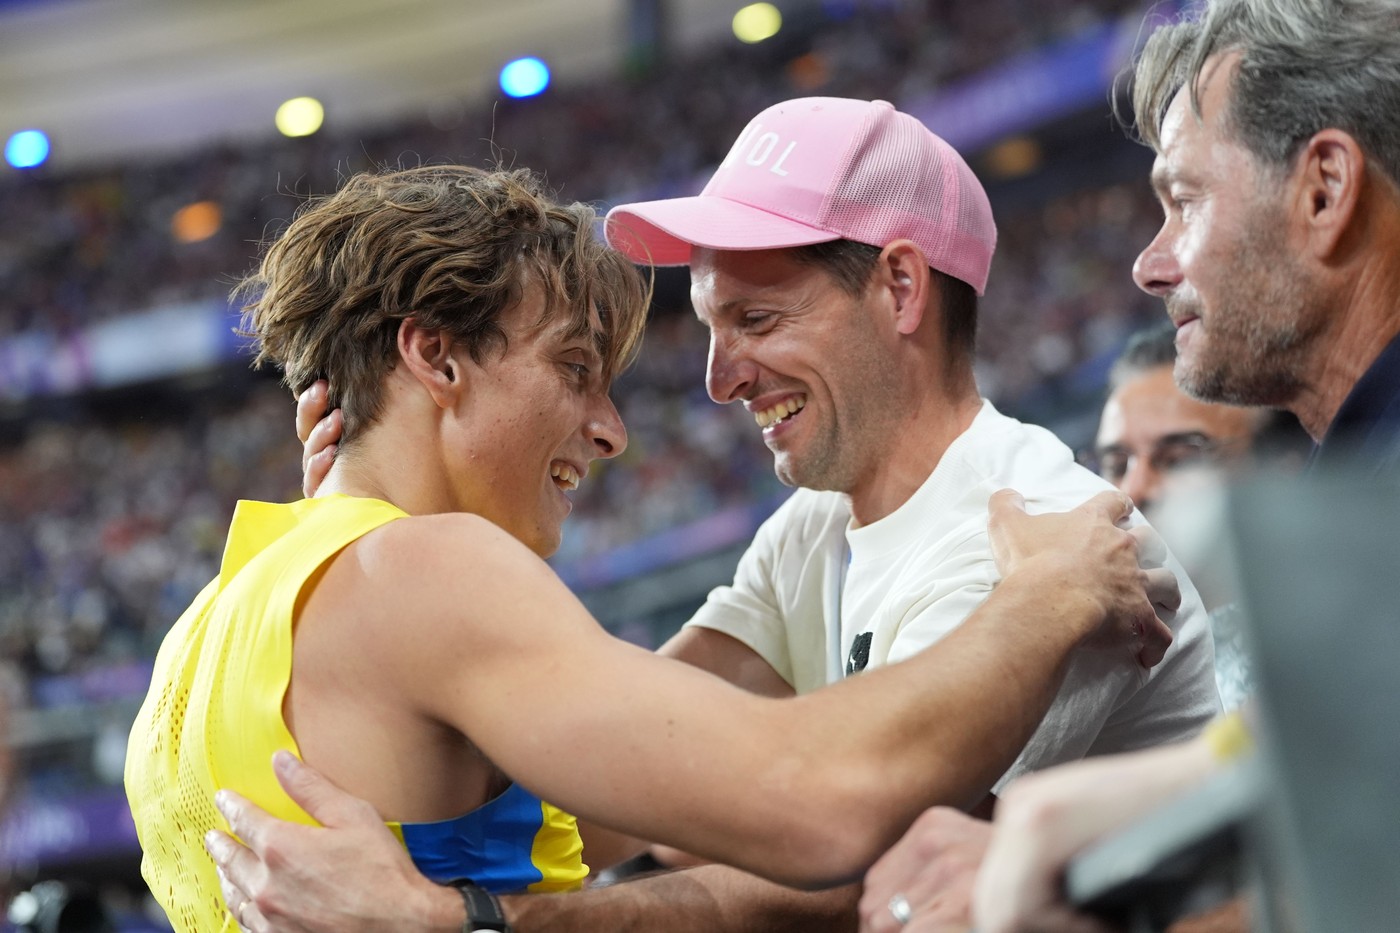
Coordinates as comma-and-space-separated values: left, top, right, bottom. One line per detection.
844, 399, 996, 565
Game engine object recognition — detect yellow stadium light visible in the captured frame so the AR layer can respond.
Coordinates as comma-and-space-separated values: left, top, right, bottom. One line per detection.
984, 136, 1042, 179
276, 97, 325, 138
172, 201, 222, 244
733, 3, 782, 44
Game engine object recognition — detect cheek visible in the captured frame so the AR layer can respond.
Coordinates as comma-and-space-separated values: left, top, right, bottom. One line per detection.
1174, 216, 1210, 276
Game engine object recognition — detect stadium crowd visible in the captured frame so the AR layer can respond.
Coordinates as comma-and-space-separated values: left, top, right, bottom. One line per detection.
0, 0, 1167, 718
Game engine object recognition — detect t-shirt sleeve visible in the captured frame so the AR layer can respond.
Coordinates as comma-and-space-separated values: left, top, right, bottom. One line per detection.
880, 531, 998, 666
684, 504, 797, 688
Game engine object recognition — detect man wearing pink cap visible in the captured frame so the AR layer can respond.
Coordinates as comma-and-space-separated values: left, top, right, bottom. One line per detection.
603, 95, 1215, 773
206, 98, 1218, 932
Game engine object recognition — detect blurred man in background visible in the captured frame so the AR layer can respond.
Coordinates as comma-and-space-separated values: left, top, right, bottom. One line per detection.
1089, 322, 1310, 710
1090, 322, 1307, 517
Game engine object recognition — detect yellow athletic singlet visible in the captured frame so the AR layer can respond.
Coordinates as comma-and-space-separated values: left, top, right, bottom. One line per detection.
125, 495, 586, 932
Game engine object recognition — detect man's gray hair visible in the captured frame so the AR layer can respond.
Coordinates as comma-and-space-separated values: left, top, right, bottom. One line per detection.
1127, 0, 1400, 187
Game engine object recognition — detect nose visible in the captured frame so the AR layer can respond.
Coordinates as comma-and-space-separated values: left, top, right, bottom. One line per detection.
1132, 224, 1180, 298
1118, 455, 1162, 515
588, 391, 628, 460
705, 331, 758, 404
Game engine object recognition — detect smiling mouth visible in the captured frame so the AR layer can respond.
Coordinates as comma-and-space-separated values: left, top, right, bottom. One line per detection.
754, 395, 807, 429
550, 461, 581, 491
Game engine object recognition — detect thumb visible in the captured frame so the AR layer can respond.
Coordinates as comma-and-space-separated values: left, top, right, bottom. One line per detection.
271, 750, 373, 827
1085, 488, 1134, 527
988, 488, 1028, 517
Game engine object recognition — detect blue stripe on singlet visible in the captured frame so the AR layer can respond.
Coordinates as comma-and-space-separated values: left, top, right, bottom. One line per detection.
396, 782, 547, 892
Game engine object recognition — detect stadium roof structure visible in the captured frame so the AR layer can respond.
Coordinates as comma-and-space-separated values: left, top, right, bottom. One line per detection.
0, 0, 741, 170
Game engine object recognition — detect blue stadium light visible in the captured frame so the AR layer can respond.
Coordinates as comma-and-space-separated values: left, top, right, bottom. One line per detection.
5, 129, 50, 169
500, 57, 550, 99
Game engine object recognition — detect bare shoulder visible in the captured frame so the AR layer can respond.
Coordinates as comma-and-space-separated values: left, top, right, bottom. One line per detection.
316, 511, 567, 656
352, 511, 552, 590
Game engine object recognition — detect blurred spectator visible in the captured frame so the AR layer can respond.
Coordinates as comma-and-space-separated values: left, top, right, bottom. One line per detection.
1084, 323, 1311, 710
0, 0, 1154, 735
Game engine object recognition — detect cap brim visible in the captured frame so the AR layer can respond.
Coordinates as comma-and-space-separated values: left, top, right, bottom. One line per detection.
605, 196, 840, 266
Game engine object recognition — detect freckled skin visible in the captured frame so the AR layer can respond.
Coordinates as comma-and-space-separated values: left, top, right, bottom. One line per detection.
439, 289, 628, 557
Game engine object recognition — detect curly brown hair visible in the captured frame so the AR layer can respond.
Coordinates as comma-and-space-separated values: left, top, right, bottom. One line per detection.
237, 165, 649, 442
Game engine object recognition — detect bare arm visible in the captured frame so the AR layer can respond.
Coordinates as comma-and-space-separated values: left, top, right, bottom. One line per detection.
972, 726, 1225, 933
506, 868, 858, 933
658, 626, 795, 697
858, 729, 1228, 933
207, 754, 857, 933
209, 489, 1166, 927
343, 489, 1158, 887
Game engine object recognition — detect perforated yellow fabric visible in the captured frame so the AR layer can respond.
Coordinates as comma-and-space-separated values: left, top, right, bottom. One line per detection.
124, 496, 406, 931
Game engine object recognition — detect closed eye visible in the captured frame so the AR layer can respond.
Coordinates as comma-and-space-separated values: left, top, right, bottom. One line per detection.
742, 310, 777, 332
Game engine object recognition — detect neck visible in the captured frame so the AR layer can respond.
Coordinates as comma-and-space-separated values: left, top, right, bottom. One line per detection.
316, 414, 456, 517
846, 371, 983, 527
1290, 260, 1400, 441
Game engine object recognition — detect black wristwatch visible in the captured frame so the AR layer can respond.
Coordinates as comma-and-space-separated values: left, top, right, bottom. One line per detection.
446, 879, 511, 933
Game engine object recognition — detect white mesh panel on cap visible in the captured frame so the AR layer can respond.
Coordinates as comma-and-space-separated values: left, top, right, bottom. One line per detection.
819, 105, 995, 294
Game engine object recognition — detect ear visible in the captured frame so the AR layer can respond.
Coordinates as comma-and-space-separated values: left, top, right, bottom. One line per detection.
1292, 129, 1365, 260
397, 318, 461, 409
877, 240, 932, 336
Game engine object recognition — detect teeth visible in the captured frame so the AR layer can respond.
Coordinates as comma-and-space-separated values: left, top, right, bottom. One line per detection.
754, 395, 806, 428
550, 462, 580, 490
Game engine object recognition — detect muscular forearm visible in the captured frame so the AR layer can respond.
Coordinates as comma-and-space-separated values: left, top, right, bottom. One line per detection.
768, 571, 1099, 877
504, 867, 859, 933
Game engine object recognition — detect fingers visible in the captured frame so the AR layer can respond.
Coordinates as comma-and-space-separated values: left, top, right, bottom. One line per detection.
988, 488, 1027, 515
985, 489, 1028, 551
295, 382, 331, 444
300, 407, 342, 498
271, 750, 377, 828
206, 831, 264, 932
1141, 567, 1181, 614
1084, 489, 1135, 528
859, 808, 986, 933
1129, 523, 1168, 568
1136, 612, 1174, 670
213, 789, 275, 853
302, 440, 337, 499
205, 828, 257, 886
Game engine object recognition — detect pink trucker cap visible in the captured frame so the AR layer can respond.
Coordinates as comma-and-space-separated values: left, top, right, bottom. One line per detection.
605, 97, 997, 295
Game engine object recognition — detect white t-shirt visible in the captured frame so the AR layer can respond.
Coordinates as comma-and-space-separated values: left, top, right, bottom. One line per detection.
687, 401, 1221, 789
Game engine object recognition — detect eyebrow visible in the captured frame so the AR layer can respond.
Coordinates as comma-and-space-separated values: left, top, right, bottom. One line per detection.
1096, 430, 1215, 455
1149, 165, 1173, 199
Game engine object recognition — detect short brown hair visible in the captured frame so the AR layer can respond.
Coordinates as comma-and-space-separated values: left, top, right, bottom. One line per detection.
238, 165, 649, 442
789, 239, 978, 357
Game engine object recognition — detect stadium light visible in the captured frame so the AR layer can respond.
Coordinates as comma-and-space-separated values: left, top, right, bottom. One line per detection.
500, 57, 551, 98
5, 129, 50, 169
733, 3, 782, 43
172, 201, 223, 244
275, 97, 325, 138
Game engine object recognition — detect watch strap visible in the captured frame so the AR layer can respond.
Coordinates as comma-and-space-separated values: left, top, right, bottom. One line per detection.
446, 878, 510, 933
